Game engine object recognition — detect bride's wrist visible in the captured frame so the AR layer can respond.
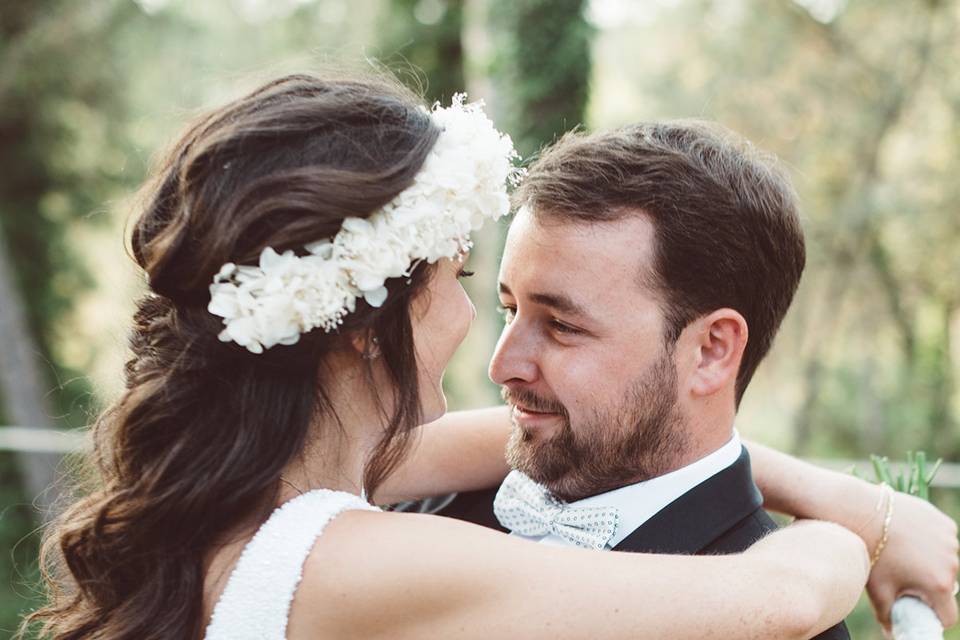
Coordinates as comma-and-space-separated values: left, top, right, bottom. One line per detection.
790, 467, 887, 548
844, 476, 891, 555
865, 484, 895, 568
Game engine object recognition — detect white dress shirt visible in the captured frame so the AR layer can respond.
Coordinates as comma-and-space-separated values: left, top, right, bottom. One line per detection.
510, 429, 743, 549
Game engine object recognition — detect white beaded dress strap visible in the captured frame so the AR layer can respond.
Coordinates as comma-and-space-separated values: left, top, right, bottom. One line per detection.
204, 489, 378, 640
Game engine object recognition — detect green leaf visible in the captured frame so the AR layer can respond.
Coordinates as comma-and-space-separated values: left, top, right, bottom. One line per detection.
925, 458, 943, 486
865, 451, 941, 503
870, 454, 895, 487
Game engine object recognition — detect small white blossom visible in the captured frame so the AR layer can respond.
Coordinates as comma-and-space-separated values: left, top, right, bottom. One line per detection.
208, 93, 523, 353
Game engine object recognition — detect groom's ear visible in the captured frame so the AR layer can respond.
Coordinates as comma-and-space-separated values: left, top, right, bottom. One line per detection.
688, 308, 748, 398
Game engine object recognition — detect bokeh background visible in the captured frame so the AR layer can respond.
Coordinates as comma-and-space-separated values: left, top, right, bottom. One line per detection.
1, 1, 959, 637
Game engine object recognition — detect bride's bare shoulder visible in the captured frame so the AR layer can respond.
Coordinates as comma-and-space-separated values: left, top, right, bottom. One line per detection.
286, 509, 524, 639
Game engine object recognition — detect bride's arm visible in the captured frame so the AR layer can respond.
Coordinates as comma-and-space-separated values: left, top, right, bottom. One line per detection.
375, 406, 511, 503
304, 512, 868, 640
747, 440, 960, 629
379, 406, 959, 629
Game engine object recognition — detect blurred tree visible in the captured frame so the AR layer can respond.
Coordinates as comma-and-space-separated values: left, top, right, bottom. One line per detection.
588, 0, 960, 464
381, 0, 465, 104
0, 0, 135, 429
0, 225, 58, 517
0, 0, 139, 631
432, 0, 596, 409
774, 0, 952, 456
587, 7, 960, 635
488, 0, 593, 156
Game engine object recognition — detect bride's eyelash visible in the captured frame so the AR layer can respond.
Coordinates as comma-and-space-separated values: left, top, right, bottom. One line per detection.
457, 269, 475, 279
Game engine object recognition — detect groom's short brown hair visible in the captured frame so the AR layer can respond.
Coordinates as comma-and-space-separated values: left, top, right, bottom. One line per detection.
515, 120, 805, 405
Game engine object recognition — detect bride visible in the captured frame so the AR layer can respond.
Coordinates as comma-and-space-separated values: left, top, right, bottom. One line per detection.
22, 72, 952, 640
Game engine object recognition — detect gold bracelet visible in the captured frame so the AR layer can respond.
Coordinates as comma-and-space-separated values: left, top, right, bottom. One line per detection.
870, 483, 895, 568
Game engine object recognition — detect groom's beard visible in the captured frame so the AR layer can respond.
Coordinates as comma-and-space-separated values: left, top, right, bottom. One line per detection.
503, 352, 688, 503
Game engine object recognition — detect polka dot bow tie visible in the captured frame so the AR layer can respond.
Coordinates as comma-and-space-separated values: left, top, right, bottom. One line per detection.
493, 470, 621, 550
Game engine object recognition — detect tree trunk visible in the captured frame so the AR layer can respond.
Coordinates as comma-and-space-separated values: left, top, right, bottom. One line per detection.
489, 0, 593, 156
0, 225, 60, 523
382, 0, 466, 105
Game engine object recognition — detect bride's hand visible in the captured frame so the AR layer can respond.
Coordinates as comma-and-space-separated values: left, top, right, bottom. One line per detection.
865, 489, 958, 630
747, 441, 959, 630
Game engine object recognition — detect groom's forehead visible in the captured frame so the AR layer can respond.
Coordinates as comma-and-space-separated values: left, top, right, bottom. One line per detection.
501, 207, 658, 290
506, 206, 654, 257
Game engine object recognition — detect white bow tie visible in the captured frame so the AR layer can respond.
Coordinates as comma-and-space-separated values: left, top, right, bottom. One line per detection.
493, 470, 621, 550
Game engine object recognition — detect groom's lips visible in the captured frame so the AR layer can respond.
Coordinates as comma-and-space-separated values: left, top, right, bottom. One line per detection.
511, 402, 561, 428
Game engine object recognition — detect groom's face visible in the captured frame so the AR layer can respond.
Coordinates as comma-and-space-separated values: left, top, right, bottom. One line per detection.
490, 207, 690, 501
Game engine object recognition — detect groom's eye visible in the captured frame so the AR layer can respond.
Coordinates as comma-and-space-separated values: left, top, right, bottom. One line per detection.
550, 319, 582, 335
497, 304, 516, 323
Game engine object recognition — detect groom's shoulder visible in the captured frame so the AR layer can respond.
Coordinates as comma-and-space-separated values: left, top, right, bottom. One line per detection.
700, 511, 851, 640
701, 508, 778, 555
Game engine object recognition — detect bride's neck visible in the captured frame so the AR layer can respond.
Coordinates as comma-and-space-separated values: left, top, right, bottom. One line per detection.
204, 356, 388, 596
278, 357, 390, 501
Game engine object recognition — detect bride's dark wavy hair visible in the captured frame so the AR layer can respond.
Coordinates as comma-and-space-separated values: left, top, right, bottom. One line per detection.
22, 73, 442, 640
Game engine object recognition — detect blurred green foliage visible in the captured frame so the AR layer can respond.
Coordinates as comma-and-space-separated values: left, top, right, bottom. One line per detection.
0, 2, 137, 632
0, 1, 131, 431
381, 0, 465, 104
0, 454, 42, 636
589, 0, 960, 469
489, 0, 593, 156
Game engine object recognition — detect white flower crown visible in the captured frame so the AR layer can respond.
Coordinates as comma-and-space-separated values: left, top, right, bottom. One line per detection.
207, 94, 523, 354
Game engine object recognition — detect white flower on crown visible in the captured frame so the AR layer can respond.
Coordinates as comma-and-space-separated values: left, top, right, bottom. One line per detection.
208, 93, 524, 354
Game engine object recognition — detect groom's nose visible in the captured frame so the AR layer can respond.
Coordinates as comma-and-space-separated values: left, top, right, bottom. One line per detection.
488, 320, 539, 385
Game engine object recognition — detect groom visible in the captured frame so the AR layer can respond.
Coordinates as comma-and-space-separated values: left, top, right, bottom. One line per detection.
436, 120, 849, 638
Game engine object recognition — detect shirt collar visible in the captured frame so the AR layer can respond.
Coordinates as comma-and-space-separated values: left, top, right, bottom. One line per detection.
568, 429, 743, 548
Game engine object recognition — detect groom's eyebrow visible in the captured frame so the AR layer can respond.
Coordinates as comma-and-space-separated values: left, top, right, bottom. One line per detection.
499, 282, 594, 322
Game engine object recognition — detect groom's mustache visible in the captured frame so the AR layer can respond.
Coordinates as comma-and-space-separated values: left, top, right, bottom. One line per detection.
500, 386, 568, 418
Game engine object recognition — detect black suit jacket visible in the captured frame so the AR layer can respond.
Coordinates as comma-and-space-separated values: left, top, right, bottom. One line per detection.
434, 449, 850, 639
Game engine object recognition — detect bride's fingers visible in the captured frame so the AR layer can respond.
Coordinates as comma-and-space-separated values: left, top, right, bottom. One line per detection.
925, 579, 959, 629
865, 492, 959, 629
892, 586, 958, 630
867, 580, 897, 629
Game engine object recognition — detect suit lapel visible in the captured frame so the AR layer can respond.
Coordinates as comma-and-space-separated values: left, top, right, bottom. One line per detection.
612, 448, 762, 554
